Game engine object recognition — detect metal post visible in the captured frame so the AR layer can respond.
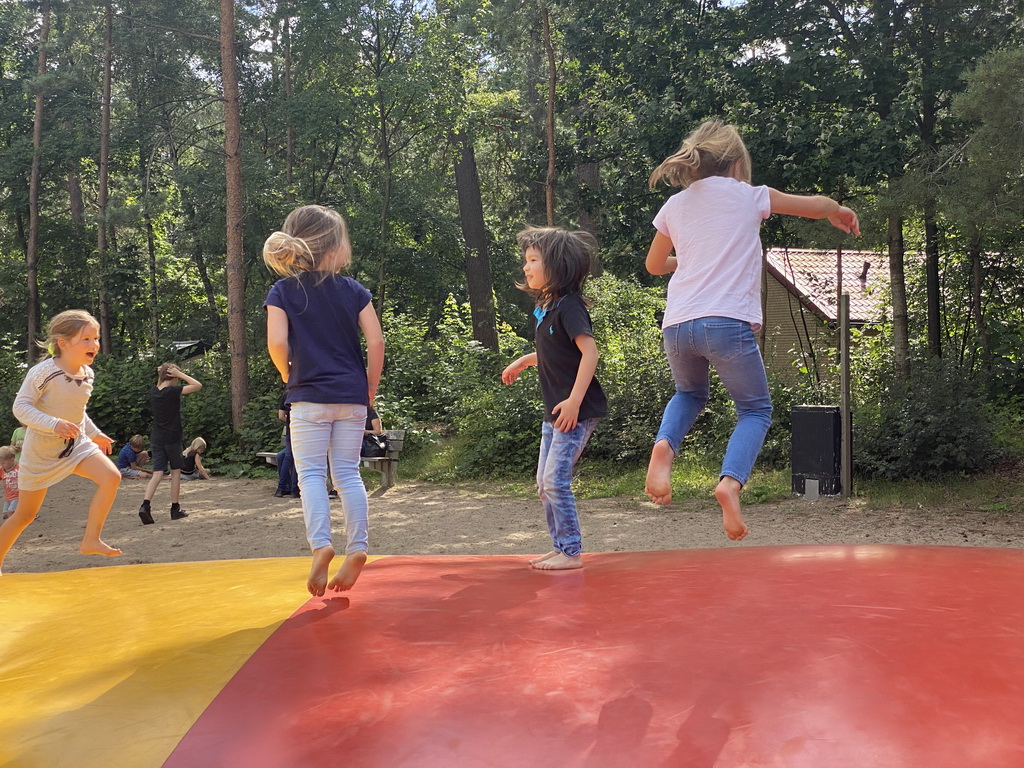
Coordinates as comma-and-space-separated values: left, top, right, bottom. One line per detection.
839, 293, 852, 498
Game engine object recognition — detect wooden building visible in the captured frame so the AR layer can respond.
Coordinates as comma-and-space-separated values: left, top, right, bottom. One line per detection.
761, 249, 888, 382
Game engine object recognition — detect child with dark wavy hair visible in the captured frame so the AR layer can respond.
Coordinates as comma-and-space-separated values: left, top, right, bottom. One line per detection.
502, 226, 607, 570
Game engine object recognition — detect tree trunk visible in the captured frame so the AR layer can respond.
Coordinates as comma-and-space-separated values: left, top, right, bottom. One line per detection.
97, 0, 113, 353
65, 119, 85, 228
453, 131, 498, 351
541, 5, 556, 226
969, 227, 988, 369
283, 14, 294, 188
887, 214, 910, 381
26, 0, 51, 363
220, 0, 249, 431
923, 200, 941, 358
146, 216, 159, 346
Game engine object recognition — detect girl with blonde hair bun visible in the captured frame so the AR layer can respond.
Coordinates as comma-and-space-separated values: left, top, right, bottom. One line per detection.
264, 204, 384, 596
644, 120, 860, 541
263, 205, 351, 282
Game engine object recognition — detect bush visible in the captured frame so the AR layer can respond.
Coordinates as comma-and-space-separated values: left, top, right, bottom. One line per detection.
586, 274, 673, 463
855, 358, 1002, 479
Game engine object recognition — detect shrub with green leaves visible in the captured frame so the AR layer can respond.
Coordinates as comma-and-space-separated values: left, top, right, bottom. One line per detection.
855, 358, 1001, 479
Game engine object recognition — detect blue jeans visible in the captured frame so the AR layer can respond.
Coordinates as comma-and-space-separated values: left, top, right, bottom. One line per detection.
536, 418, 600, 558
656, 318, 772, 486
276, 445, 297, 493
289, 402, 368, 554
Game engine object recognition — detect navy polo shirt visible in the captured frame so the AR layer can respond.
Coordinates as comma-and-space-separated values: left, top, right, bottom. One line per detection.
265, 272, 372, 406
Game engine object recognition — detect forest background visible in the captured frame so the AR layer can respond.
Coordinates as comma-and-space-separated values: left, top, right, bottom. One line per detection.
1, 0, 1023, 494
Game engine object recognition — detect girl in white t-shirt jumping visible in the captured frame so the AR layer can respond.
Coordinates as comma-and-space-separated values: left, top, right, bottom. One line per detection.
643, 120, 860, 540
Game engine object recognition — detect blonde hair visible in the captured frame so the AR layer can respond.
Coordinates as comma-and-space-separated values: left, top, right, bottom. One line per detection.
185, 437, 207, 455
129, 435, 146, 451
40, 310, 99, 358
0, 446, 14, 462
648, 120, 752, 189
263, 205, 351, 281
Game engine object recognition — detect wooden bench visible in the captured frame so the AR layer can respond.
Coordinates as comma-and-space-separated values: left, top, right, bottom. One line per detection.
256, 429, 406, 491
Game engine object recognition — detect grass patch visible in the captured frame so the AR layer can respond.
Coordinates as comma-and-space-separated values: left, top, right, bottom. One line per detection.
402, 435, 791, 505
858, 471, 1024, 511
398, 435, 1024, 511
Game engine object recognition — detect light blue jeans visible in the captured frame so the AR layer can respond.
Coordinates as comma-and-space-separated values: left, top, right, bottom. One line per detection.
537, 418, 600, 558
289, 402, 368, 554
656, 317, 773, 486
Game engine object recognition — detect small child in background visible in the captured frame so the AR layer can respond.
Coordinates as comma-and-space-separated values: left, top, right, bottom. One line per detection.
644, 119, 859, 539
10, 424, 26, 463
502, 226, 607, 571
0, 310, 122, 573
116, 435, 153, 479
179, 437, 212, 481
0, 446, 19, 520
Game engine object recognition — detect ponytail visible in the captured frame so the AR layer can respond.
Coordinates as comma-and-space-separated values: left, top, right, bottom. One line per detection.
649, 120, 752, 189
262, 231, 318, 278
263, 205, 350, 281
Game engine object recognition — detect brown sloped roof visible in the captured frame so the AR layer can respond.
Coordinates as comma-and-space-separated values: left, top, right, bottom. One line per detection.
765, 248, 888, 323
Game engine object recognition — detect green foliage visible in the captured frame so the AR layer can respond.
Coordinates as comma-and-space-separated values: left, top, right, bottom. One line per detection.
89, 353, 160, 444
0, 338, 25, 440
855, 358, 1002, 480
586, 274, 672, 462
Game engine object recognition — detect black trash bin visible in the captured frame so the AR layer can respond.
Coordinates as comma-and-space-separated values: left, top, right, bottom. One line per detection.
791, 405, 842, 496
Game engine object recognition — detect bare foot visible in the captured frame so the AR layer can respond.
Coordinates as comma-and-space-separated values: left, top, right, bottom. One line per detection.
714, 477, 749, 541
645, 440, 675, 504
532, 552, 583, 570
529, 550, 559, 565
79, 539, 122, 557
307, 546, 336, 596
328, 550, 367, 592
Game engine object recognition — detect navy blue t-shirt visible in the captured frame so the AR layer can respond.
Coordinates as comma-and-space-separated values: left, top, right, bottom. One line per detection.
534, 292, 607, 423
265, 272, 372, 406
116, 443, 138, 470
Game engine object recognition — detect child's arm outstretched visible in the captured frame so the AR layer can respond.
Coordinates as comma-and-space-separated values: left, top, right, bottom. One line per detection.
359, 303, 385, 404
501, 352, 538, 385
195, 454, 212, 480
550, 335, 599, 432
768, 190, 860, 235
645, 232, 677, 276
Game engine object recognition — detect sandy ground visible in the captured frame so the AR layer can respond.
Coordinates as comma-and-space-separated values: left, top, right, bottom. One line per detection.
3, 471, 1024, 575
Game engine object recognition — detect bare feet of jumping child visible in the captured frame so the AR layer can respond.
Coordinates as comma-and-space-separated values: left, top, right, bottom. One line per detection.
532, 552, 583, 570
307, 546, 335, 596
644, 440, 675, 505
714, 476, 749, 541
328, 550, 367, 592
529, 550, 559, 565
79, 538, 122, 557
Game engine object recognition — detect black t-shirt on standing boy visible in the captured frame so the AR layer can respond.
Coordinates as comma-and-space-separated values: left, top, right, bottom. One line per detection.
150, 385, 184, 445
534, 292, 607, 424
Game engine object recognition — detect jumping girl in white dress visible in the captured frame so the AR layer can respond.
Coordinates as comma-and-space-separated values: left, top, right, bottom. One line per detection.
0, 310, 122, 573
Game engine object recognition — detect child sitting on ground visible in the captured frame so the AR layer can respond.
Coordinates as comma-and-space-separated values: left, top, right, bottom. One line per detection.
116, 435, 153, 479
179, 437, 212, 481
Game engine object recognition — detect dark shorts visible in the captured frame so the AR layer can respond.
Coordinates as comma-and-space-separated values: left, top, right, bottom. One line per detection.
152, 441, 184, 472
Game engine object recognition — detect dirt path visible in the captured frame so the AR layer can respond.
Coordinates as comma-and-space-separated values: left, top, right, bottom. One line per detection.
4, 475, 1023, 575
